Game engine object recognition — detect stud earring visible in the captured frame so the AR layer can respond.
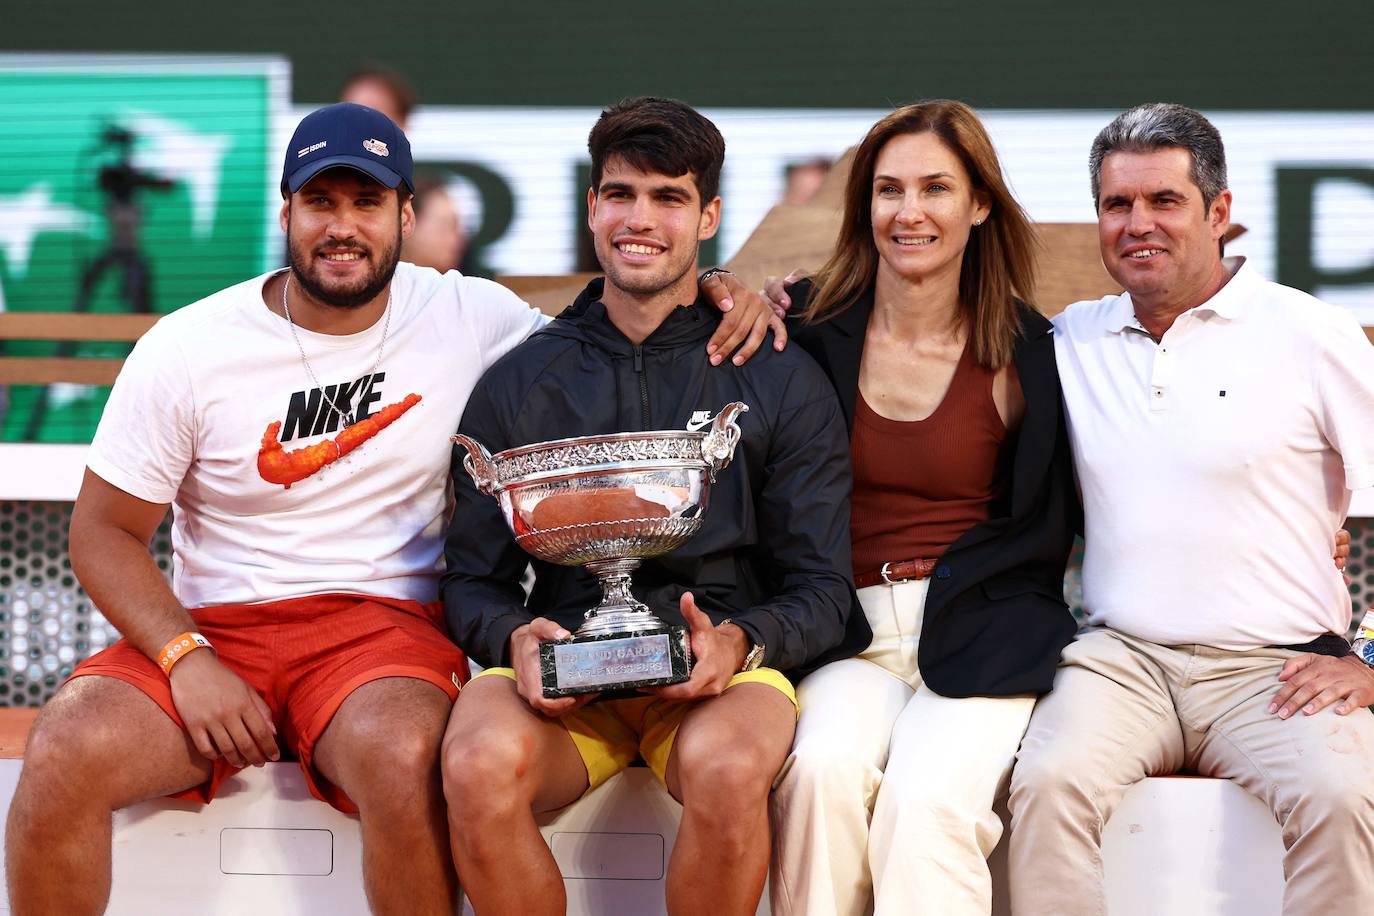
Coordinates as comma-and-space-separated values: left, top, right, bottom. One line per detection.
973, 218, 984, 226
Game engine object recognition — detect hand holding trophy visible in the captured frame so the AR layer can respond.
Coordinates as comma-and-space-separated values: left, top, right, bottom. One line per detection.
454, 402, 748, 698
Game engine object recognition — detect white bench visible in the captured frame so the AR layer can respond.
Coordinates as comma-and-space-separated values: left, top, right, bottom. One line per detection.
989, 775, 1284, 916
0, 758, 756, 916
0, 752, 1284, 916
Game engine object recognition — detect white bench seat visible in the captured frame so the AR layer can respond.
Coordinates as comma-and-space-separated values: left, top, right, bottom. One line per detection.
0, 756, 1283, 915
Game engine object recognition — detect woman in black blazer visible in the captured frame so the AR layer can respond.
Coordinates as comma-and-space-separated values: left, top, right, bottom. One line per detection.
766, 101, 1080, 916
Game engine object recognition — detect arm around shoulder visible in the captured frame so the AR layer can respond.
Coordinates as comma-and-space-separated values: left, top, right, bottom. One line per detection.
1310, 305, 1374, 490
460, 275, 551, 373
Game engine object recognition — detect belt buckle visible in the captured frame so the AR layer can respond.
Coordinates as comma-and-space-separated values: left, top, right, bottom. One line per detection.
880, 561, 895, 585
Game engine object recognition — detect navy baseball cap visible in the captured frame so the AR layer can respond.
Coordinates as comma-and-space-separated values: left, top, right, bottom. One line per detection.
281, 102, 414, 197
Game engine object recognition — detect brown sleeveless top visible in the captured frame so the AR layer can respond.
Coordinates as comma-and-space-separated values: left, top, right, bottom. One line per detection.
849, 343, 1011, 581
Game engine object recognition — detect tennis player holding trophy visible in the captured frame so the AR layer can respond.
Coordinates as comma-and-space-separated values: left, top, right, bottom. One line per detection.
439, 97, 865, 915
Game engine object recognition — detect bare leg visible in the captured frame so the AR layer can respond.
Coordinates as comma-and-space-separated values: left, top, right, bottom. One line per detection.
665, 682, 797, 916
311, 677, 456, 916
5, 676, 213, 916
440, 676, 588, 916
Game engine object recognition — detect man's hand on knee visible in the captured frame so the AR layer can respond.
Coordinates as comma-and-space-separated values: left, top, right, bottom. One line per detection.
169, 650, 279, 767
1271, 652, 1374, 718
509, 618, 599, 717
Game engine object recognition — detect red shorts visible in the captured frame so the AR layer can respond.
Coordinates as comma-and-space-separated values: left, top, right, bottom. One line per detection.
69, 593, 468, 813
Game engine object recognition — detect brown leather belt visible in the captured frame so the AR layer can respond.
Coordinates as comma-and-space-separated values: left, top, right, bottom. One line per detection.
854, 558, 938, 589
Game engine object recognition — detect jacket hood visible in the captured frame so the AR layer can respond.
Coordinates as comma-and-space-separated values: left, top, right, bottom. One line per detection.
535, 276, 722, 355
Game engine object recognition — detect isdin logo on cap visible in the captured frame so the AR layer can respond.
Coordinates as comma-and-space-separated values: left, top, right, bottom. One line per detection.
362, 138, 390, 157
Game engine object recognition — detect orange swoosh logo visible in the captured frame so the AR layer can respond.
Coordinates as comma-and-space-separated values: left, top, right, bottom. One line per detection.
257, 393, 421, 488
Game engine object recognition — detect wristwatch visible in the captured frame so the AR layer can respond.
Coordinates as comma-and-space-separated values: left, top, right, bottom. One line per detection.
720, 617, 766, 672
1350, 637, 1374, 667
1351, 609, 1374, 667
739, 641, 766, 672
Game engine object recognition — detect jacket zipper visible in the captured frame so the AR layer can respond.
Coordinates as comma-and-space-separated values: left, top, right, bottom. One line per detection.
633, 345, 650, 429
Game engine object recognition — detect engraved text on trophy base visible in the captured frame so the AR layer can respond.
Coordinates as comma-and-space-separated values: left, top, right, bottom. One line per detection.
539, 627, 691, 697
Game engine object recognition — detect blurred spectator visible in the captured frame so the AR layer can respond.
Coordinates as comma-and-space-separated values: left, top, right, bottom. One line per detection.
402, 174, 468, 273
340, 67, 472, 274
781, 157, 833, 206
338, 65, 416, 131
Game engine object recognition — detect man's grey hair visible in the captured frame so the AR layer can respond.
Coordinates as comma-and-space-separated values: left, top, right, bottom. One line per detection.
1089, 103, 1228, 209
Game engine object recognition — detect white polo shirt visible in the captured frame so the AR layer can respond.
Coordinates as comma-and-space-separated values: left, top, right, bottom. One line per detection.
1054, 259, 1374, 649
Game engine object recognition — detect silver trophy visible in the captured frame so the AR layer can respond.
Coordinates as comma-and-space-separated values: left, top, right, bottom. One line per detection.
454, 402, 749, 697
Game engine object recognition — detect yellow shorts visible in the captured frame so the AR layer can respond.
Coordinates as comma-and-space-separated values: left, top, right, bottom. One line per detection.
473, 666, 797, 791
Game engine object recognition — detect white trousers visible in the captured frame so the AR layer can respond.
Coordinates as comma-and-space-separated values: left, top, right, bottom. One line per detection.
769, 579, 1036, 916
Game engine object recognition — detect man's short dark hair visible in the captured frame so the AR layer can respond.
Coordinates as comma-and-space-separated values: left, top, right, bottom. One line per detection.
1089, 103, 1228, 209
587, 96, 725, 205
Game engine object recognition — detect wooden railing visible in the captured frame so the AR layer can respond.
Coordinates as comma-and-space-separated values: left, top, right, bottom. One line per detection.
0, 274, 597, 387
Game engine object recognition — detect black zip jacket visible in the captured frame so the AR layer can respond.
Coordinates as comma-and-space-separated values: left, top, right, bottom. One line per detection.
441, 278, 866, 677
789, 281, 1081, 696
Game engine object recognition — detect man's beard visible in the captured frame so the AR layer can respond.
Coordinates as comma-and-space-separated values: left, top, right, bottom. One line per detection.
286, 221, 402, 309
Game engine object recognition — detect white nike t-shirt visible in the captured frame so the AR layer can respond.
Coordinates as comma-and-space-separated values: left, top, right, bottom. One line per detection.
87, 263, 548, 608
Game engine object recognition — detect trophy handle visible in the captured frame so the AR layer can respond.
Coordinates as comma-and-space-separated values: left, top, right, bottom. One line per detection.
701, 401, 749, 480
452, 434, 500, 496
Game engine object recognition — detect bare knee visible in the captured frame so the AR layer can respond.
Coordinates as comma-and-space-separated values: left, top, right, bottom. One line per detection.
23, 716, 101, 783
327, 714, 446, 815
680, 740, 776, 814
441, 729, 534, 817
18, 689, 155, 812
14, 725, 103, 828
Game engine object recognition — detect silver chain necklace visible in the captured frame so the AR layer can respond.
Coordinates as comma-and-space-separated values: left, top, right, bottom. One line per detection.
281, 272, 392, 428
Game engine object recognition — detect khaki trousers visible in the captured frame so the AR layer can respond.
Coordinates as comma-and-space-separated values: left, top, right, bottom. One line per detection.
769, 579, 1036, 915
1008, 626, 1374, 916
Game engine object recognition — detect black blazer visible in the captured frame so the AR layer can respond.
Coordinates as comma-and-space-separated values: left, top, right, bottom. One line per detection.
789, 283, 1082, 697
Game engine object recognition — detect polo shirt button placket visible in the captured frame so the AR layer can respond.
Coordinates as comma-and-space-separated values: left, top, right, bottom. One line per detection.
1150, 333, 1176, 412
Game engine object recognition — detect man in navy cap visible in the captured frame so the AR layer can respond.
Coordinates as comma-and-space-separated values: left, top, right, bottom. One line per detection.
4, 102, 777, 916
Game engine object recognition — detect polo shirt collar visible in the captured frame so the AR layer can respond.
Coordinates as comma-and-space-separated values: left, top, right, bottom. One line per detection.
1107, 255, 1253, 334
1105, 293, 1141, 334
1200, 256, 1252, 320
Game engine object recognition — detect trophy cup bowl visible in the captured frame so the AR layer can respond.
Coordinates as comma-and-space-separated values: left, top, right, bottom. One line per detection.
454, 402, 748, 698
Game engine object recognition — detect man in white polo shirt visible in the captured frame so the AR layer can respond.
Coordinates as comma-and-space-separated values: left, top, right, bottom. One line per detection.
1008, 103, 1374, 915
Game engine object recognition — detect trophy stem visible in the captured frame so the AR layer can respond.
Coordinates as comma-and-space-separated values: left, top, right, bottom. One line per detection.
578, 557, 667, 636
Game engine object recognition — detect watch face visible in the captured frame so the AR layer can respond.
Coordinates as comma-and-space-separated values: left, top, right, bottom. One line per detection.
1360, 641, 1374, 667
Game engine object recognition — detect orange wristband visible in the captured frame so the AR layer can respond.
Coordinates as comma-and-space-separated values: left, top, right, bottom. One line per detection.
157, 632, 213, 676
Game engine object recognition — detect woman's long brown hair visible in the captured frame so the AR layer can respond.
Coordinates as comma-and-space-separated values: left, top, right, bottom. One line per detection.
802, 100, 1039, 371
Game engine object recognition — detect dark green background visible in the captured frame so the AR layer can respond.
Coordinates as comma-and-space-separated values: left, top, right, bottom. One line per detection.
11, 0, 1374, 110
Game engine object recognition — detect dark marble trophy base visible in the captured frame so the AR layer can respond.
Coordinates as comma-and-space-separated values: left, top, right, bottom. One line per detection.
540, 625, 692, 698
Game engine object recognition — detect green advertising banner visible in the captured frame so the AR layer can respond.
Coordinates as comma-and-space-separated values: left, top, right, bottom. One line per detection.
0, 55, 287, 443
